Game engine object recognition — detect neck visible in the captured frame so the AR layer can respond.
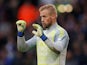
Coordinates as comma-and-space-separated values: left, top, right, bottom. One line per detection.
52, 19, 57, 25
46, 21, 57, 31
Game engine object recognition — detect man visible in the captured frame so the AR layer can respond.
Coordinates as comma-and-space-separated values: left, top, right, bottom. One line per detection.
16, 4, 69, 65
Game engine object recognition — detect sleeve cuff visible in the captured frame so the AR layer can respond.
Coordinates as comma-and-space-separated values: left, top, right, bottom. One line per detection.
40, 34, 47, 41
17, 32, 24, 37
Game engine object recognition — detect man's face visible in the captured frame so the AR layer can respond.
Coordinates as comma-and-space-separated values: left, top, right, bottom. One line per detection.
40, 9, 53, 29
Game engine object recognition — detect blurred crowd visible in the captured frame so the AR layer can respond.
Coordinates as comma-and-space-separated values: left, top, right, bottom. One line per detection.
0, 0, 87, 65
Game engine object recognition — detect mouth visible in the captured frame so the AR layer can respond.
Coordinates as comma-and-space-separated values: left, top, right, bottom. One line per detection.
42, 22, 45, 26
42, 22, 44, 25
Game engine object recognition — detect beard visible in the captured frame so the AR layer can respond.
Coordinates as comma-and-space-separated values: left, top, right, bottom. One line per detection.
42, 21, 52, 30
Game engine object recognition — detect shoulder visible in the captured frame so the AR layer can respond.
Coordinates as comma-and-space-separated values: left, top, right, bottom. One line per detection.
55, 25, 69, 39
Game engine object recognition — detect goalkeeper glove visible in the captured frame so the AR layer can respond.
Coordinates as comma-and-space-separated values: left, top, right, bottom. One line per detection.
32, 24, 47, 41
16, 20, 26, 37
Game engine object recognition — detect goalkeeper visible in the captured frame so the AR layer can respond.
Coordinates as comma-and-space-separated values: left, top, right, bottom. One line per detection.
16, 4, 69, 65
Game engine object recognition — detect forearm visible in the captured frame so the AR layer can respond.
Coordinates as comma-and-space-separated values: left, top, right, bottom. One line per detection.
40, 34, 61, 53
45, 39, 63, 53
17, 36, 29, 52
45, 37, 69, 54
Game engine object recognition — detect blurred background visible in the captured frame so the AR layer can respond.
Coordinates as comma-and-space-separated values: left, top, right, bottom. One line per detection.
0, 0, 87, 65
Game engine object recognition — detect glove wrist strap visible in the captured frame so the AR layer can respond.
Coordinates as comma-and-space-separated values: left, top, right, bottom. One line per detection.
18, 32, 24, 37
40, 34, 47, 41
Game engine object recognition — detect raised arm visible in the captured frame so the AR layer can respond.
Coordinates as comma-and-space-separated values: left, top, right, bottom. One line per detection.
16, 20, 36, 52
32, 24, 69, 53
17, 36, 36, 52
44, 31, 69, 53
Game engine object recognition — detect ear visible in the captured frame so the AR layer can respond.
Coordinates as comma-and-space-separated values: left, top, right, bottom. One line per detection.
51, 14, 57, 19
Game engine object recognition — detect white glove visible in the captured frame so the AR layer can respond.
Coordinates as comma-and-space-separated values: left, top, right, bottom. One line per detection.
32, 24, 43, 37
16, 20, 26, 32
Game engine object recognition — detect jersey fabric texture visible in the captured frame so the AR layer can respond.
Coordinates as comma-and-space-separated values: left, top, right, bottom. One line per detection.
17, 22, 69, 65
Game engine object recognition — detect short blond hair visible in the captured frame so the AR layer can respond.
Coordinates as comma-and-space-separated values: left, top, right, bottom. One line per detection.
39, 4, 57, 15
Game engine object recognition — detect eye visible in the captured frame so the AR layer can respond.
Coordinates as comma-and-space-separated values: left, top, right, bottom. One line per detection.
42, 15, 46, 18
